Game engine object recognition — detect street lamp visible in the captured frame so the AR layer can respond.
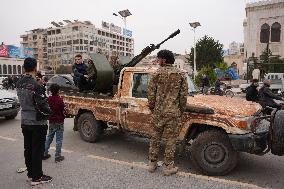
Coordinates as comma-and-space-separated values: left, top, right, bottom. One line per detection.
113, 9, 132, 29
189, 21, 201, 80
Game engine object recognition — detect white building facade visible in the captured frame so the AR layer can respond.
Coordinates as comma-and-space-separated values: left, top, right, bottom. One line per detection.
0, 57, 24, 76
244, 0, 284, 58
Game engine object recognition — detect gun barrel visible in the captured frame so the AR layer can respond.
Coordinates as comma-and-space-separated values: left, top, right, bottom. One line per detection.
156, 29, 180, 48
113, 29, 181, 77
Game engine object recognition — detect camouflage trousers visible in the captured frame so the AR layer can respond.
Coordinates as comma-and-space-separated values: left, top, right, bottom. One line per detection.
148, 115, 181, 165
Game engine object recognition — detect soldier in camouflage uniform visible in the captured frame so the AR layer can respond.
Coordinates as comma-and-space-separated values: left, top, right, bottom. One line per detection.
86, 59, 97, 91
147, 50, 188, 176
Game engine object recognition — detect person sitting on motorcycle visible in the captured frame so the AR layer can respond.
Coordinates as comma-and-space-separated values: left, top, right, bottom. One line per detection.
246, 79, 259, 102
258, 79, 284, 109
214, 79, 225, 95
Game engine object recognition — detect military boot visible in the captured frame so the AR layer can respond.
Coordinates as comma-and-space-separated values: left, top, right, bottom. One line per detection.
148, 161, 158, 173
163, 163, 178, 176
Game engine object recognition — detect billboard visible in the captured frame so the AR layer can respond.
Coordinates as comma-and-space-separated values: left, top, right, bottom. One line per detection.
0, 45, 8, 57
20, 47, 34, 58
123, 28, 132, 37
8, 45, 21, 58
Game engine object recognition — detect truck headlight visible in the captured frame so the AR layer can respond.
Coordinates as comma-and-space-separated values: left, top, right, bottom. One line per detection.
233, 115, 255, 130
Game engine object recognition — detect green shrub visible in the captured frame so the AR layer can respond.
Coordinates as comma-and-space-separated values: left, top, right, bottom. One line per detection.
195, 66, 217, 87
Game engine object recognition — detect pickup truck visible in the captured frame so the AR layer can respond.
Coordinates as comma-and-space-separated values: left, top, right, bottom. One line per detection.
62, 66, 284, 176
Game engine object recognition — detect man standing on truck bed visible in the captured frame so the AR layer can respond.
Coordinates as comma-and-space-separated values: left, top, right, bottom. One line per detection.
147, 50, 188, 176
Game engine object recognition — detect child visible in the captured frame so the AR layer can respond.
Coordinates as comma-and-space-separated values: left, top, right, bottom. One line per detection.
43, 84, 65, 162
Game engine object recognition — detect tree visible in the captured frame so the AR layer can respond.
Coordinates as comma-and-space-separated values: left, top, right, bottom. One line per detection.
195, 66, 217, 87
188, 35, 224, 70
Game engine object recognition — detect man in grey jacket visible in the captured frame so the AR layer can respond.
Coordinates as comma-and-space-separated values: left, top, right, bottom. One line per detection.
16, 58, 52, 186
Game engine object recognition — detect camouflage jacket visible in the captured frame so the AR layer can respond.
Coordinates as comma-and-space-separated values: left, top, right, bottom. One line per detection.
147, 65, 188, 117
87, 63, 97, 81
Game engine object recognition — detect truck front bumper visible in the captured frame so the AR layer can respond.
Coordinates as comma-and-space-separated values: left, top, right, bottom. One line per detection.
229, 132, 268, 155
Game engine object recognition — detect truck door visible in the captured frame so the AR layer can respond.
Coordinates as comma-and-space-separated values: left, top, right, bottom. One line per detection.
119, 72, 153, 135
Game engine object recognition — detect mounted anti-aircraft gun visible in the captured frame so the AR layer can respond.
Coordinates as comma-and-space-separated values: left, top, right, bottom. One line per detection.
90, 29, 180, 93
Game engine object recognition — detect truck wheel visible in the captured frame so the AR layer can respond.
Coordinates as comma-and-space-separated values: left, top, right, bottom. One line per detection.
190, 130, 238, 176
77, 112, 103, 143
271, 110, 284, 156
5, 113, 18, 120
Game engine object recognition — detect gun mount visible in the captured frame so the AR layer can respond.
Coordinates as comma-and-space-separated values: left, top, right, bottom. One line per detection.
90, 29, 181, 93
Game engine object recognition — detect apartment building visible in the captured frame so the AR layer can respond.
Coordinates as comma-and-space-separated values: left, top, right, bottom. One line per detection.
20, 20, 134, 71
20, 29, 47, 70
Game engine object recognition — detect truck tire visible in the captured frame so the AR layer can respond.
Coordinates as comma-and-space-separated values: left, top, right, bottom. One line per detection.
271, 110, 284, 156
190, 130, 238, 176
77, 112, 103, 143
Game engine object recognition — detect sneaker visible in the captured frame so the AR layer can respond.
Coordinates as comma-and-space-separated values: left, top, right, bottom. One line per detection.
163, 163, 178, 176
148, 161, 158, 173
42, 154, 51, 160
31, 175, 52, 186
55, 156, 65, 163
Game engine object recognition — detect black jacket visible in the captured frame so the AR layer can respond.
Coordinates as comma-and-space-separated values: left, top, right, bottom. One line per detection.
258, 84, 282, 108
16, 74, 51, 125
72, 63, 88, 85
246, 85, 259, 102
202, 77, 209, 87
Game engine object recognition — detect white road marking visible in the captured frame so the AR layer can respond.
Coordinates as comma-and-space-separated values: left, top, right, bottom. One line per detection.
87, 154, 263, 189
0, 135, 17, 141
50, 147, 73, 153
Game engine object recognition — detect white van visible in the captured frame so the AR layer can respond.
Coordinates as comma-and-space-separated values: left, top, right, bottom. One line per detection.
265, 73, 284, 94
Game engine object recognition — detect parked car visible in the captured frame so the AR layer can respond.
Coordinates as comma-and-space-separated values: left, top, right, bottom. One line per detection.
46, 75, 77, 93
0, 89, 20, 120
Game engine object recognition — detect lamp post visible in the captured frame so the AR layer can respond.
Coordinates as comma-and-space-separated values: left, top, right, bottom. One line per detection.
113, 9, 132, 29
189, 21, 201, 80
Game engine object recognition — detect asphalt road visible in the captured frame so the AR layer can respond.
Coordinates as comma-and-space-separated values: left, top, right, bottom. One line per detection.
0, 111, 283, 189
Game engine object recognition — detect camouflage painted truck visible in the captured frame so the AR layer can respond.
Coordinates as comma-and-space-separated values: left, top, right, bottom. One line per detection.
62, 30, 284, 176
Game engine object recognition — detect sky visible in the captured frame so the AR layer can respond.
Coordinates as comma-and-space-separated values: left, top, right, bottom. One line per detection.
0, 0, 248, 55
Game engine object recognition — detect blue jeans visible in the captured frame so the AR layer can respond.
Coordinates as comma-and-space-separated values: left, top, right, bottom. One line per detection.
44, 123, 64, 158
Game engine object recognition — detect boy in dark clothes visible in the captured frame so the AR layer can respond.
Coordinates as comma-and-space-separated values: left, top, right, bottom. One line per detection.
43, 84, 65, 162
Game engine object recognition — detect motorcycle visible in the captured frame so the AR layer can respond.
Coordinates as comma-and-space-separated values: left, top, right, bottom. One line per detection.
209, 83, 234, 98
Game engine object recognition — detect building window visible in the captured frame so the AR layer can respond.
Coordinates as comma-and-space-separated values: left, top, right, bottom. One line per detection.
8, 65, 12, 74
271, 22, 281, 42
3, 65, 7, 74
260, 23, 270, 43
0, 65, 2, 75
17, 65, 21, 74
13, 65, 17, 74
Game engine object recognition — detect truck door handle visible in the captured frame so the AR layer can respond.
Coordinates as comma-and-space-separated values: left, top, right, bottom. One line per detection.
120, 102, 128, 108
